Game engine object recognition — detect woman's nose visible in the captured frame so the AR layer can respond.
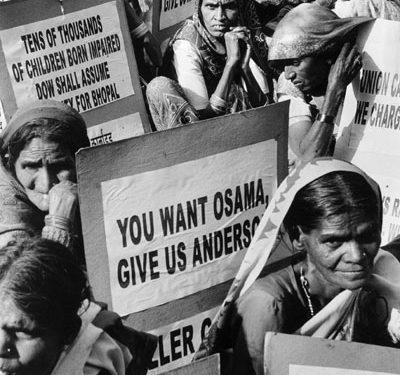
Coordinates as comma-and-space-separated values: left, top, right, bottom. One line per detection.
345, 241, 365, 263
284, 66, 296, 81
215, 5, 226, 21
35, 166, 56, 194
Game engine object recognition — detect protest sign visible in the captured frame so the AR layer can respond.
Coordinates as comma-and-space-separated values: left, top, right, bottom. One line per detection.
159, 354, 220, 375
0, 0, 150, 134
78, 103, 288, 373
148, 307, 218, 374
77, 102, 288, 316
335, 19, 400, 245
159, 0, 194, 30
152, 0, 194, 44
264, 333, 400, 375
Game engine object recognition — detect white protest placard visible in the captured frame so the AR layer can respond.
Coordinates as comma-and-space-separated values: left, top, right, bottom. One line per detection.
78, 103, 288, 317
290, 365, 394, 375
148, 307, 218, 374
159, 0, 195, 30
0, 1, 133, 113
335, 19, 400, 245
87, 112, 143, 146
102, 139, 276, 315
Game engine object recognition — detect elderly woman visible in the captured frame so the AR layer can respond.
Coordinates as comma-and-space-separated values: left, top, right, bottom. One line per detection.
195, 158, 400, 374
0, 100, 89, 252
0, 237, 156, 375
268, 3, 371, 167
146, 0, 272, 130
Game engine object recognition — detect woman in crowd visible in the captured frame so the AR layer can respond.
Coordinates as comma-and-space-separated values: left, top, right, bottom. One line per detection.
195, 158, 400, 374
0, 237, 156, 375
146, 0, 273, 130
0, 100, 89, 253
268, 3, 370, 167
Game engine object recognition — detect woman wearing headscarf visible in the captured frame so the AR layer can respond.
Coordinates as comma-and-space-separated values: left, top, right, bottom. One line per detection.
0, 100, 89, 254
146, 0, 273, 130
268, 3, 371, 168
194, 158, 400, 375
0, 237, 156, 375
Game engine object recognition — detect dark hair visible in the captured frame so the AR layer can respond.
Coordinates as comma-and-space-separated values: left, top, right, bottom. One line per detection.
284, 171, 380, 240
3, 118, 89, 171
0, 237, 90, 343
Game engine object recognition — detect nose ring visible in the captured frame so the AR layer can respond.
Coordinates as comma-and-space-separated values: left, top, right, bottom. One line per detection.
6, 346, 11, 354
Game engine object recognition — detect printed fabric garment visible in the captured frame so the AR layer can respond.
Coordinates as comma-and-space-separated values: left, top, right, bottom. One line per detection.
51, 301, 157, 375
146, 76, 200, 131
193, 158, 400, 367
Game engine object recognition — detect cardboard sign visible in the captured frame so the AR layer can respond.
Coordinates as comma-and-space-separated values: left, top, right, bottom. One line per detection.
290, 365, 395, 375
152, 0, 195, 44
148, 307, 218, 374
335, 19, 400, 245
159, 354, 220, 375
0, 0, 151, 134
77, 102, 288, 316
264, 333, 400, 375
159, 0, 195, 30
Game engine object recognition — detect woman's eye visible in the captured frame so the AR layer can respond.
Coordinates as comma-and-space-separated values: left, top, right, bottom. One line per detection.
326, 241, 342, 248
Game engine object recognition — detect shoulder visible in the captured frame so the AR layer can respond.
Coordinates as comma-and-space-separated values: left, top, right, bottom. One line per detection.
236, 265, 297, 321
88, 308, 157, 375
172, 19, 201, 47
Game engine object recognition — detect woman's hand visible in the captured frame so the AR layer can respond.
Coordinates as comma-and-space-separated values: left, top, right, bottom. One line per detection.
48, 180, 78, 223
327, 42, 362, 93
322, 42, 362, 117
225, 27, 250, 68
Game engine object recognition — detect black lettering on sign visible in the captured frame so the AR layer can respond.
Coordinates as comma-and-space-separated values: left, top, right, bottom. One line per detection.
164, 242, 187, 274
159, 196, 208, 236
213, 179, 265, 220
116, 249, 160, 288
116, 212, 155, 247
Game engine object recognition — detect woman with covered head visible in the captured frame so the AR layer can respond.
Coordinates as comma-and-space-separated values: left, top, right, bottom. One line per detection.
0, 237, 156, 375
268, 3, 371, 167
146, 0, 272, 130
195, 158, 400, 375
0, 100, 89, 252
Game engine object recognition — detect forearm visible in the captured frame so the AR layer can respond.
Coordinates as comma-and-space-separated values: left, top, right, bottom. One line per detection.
213, 62, 237, 99
298, 84, 345, 160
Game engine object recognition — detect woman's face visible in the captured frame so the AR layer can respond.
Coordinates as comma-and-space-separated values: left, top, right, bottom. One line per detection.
299, 210, 380, 291
0, 293, 64, 375
14, 137, 75, 212
283, 56, 331, 96
201, 0, 238, 39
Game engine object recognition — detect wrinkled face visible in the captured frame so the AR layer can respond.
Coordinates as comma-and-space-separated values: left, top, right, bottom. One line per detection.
14, 138, 75, 212
200, 0, 238, 39
0, 293, 64, 375
300, 211, 380, 291
283, 56, 331, 96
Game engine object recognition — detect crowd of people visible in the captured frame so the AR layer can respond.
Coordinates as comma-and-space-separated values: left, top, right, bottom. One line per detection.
0, 0, 399, 374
